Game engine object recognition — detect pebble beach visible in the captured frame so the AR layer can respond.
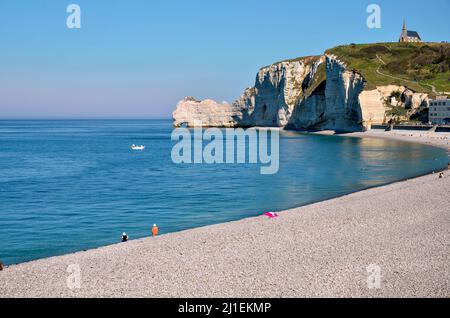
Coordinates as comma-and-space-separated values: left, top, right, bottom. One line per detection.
0, 130, 449, 298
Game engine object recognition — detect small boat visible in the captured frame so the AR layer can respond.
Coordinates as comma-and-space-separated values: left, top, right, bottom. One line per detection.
131, 144, 145, 151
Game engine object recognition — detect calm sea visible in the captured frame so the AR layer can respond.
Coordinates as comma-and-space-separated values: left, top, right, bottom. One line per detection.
0, 120, 448, 264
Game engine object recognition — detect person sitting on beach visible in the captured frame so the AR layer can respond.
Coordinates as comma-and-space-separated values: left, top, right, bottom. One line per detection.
152, 224, 159, 236
439, 172, 444, 179
121, 232, 128, 242
0, 261, 3, 271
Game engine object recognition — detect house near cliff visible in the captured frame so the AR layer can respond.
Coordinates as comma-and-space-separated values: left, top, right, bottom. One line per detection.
399, 20, 422, 43
428, 96, 450, 125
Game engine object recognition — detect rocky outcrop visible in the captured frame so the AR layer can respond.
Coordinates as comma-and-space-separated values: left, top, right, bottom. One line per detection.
284, 55, 429, 131
404, 90, 428, 110
173, 52, 430, 131
321, 55, 366, 130
173, 57, 325, 128
376, 85, 428, 110
358, 89, 386, 128
173, 97, 242, 127
232, 87, 256, 126
172, 90, 256, 128
287, 80, 327, 129
288, 55, 368, 131
251, 57, 324, 127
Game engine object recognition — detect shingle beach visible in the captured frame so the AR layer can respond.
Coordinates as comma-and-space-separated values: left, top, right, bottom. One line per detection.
1, 130, 449, 298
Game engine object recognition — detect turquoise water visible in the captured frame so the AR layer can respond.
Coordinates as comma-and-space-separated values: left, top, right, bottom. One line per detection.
0, 120, 448, 265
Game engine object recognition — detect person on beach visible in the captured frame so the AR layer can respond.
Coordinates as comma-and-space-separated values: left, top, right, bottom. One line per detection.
447, 163, 450, 170
121, 232, 128, 242
0, 261, 3, 271
152, 224, 159, 236
439, 172, 444, 179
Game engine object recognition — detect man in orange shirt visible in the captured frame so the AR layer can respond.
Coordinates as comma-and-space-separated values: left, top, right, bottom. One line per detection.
152, 224, 159, 236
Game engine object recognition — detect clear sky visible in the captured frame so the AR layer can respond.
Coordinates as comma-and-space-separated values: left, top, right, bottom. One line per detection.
1, 0, 449, 119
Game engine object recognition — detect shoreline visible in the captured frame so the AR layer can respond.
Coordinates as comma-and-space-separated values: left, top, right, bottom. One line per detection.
341, 129, 450, 152
0, 130, 449, 297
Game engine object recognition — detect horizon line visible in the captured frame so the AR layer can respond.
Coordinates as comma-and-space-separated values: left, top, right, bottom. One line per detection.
0, 117, 173, 120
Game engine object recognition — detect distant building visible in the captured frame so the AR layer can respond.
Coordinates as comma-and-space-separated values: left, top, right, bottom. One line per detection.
428, 96, 450, 125
399, 20, 422, 43
390, 97, 398, 106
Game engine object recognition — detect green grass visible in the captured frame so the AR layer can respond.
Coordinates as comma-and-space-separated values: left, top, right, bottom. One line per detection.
326, 42, 450, 93
262, 55, 320, 69
304, 62, 326, 97
386, 105, 408, 117
262, 55, 326, 105
422, 72, 450, 92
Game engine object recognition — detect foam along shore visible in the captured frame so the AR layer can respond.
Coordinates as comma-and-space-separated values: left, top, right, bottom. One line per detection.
0, 131, 449, 298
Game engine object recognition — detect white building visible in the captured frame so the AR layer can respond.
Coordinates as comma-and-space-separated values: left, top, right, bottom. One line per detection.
390, 96, 398, 106
428, 97, 450, 125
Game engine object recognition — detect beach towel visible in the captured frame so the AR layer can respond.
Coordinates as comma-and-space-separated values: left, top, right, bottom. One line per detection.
264, 212, 278, 218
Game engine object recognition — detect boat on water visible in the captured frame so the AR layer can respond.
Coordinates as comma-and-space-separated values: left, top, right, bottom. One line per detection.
131, 144, 145, 150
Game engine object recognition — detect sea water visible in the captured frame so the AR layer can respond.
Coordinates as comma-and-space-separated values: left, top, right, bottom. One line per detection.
0, 120, 448, 264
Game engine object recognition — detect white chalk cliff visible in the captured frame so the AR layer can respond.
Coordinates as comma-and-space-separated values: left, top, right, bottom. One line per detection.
173, 53, 429, 131
173, 97, 243, 128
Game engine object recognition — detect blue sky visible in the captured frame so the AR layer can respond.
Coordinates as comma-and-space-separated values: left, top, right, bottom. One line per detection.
0, 0, 449, 118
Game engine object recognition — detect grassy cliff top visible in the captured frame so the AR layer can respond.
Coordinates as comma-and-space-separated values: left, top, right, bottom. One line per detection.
326, 42, 450, 94
260, 55, 322, 70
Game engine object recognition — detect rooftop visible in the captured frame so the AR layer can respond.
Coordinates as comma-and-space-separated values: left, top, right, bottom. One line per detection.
406, 30, 421, 39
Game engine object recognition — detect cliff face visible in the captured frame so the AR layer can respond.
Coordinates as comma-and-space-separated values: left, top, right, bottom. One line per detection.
322, 56, 366, 130
172, 97, 246, 128
173, 56, 328, 128
251, 57, 324, 127
288, 55, 365, 131
288, 55, 429, 131
173, 47, 432, 131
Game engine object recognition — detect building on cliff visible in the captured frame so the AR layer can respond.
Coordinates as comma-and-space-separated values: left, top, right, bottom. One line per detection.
399, 20, 422, 43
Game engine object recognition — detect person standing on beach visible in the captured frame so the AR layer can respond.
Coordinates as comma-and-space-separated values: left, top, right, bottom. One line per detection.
152, 224, 159, 236
0, 261, 3, 271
